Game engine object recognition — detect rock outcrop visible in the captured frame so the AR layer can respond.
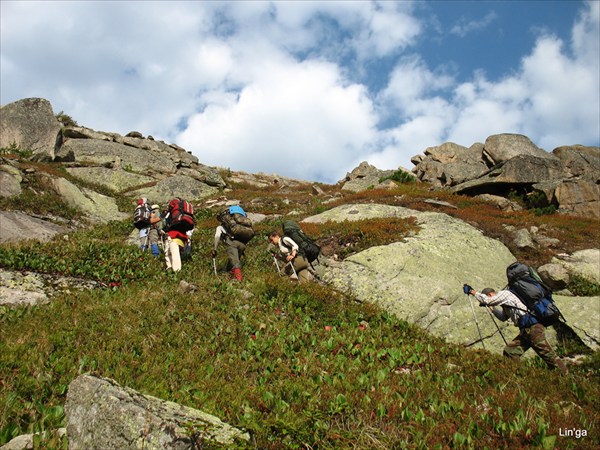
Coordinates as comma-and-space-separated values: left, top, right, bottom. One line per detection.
65, 375, 249, 449
0, 97, 228, 226
0, 98, 62, 160
411, 133, 600, 218
339, 161, 401, 192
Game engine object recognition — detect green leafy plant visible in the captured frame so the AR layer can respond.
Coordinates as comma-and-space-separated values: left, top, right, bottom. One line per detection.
380, 169, 416, 184
568, 275, 600, 296
0, 142, 34, 159
55, 111, 78, 127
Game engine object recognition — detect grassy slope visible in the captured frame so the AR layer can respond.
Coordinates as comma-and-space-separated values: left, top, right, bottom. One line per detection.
0, 170, 599, 449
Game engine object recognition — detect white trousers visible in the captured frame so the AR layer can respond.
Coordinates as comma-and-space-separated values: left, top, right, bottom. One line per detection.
164, 237, 182, 272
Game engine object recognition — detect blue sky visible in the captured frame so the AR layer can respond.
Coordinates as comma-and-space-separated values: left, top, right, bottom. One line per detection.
1, 1, 598, 183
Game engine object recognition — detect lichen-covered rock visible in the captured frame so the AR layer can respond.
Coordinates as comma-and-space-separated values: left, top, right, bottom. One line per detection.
551, 295, 600, 350
65, 375, 249, 449
50, 177, 129, 223
128, 175, 218, 204
0, 269, 99, 308
0, 211, 69, 244
0, 169, 22, 198
304, 204, 516, 351
551, 249, 600, 284
65, 166, 155, 193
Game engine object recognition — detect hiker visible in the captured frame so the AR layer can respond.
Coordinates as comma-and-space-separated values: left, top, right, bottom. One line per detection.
211, 205, 254, 281
463, 285, 567, 373
268, 231, 313, 283
163, 228, 187, 273
211, 225, 246, 281
162, 198, 196, 273
146, 204, 163, 257
135, 199, 162, 257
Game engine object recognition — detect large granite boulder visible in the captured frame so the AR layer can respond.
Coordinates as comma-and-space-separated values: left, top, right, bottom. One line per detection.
551, 178, 600, 218
482, 133, 553, 165
552, 145, 600, 181
304, 204, 516, 351
450, 154, 565, 195
0, 211, 69, 244
0, 98, 61, 160
411, 142, 489, 187
65, 375, 249, 449
306, 204, 598, 352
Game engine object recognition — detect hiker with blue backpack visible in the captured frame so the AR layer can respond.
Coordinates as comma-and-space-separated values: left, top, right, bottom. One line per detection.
464, 262, 567, 373
211, 205, 255, 281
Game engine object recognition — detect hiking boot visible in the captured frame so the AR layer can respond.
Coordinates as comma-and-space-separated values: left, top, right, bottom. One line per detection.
231, 268, 243, 282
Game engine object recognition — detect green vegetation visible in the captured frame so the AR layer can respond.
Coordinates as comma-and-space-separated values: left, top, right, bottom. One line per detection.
0, 142, 34, 159
0, 170, 80, 220
1, 217, 599, 449
568, 275, 600, 297
1, 159, 599, 448
55, 111, 78, 127
379, 169, 417, 184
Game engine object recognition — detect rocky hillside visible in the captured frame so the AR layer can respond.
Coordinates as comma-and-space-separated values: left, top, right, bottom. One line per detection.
1, 98, 599, 449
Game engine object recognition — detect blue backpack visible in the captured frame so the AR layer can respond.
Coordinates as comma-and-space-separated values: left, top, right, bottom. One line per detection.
506, 262, 562, 327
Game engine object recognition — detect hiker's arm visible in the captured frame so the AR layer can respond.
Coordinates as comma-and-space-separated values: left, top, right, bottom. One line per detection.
282, 237, 298, 261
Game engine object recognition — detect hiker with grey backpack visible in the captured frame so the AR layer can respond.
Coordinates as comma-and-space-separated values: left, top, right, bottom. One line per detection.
463, 262, 567, 373
211, 205, 255, 281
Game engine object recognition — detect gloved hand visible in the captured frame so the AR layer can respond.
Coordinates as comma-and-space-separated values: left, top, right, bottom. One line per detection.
210, 249, 217, 258
463, 284, 473, 295
479, 302, 488, 307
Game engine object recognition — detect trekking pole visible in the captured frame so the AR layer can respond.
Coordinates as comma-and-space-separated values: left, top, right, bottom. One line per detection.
288, 261, 298, 280
466, 294, 486, 350
482, 304, 509, 346
212, 258, 218, 276
272, 255, 283, 275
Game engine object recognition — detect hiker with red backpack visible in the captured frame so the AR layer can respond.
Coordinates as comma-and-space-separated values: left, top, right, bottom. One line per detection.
211, 205, 254, 281
463, 262, 568, 373
162, 198, 196, 273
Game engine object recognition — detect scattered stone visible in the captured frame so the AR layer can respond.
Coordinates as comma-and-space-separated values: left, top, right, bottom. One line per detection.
0, 269, 99, 308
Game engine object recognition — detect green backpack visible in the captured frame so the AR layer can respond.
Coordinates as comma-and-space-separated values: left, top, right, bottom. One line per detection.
282, 220, 320, 263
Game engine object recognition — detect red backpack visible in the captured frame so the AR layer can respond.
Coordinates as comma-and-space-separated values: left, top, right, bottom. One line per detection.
165, 198, 195, 232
